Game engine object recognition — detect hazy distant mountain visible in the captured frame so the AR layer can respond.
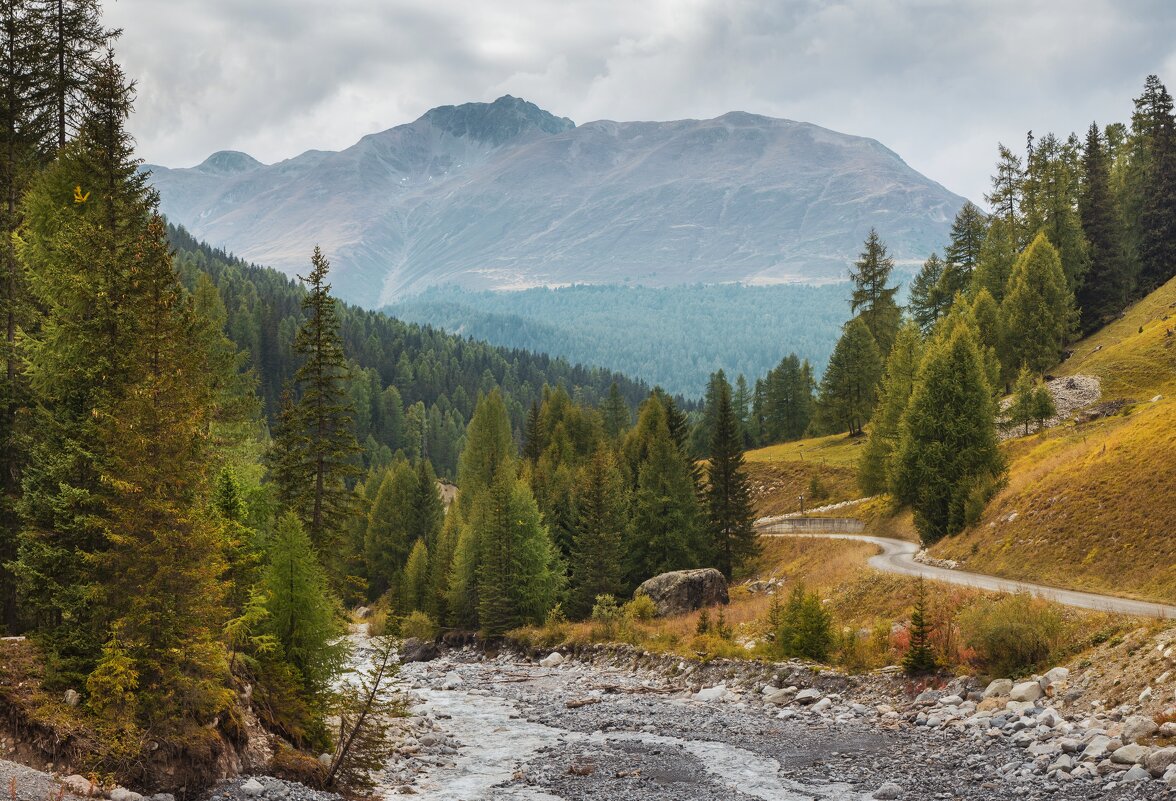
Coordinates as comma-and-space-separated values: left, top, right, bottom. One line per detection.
145, 95, 967, 306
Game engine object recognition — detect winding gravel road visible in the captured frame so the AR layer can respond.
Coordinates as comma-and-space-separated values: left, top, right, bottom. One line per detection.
758, 522, 1176, 619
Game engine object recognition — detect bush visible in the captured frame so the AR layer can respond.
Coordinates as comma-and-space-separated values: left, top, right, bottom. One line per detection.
590, 594, 621, 640
624, 594, 657, 622
773, 584, 833, 662
958, 593, 1063, 676
399, 610, 437, 641
808, 474, 830, 502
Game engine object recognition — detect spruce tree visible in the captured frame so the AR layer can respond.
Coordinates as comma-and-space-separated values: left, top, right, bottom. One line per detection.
1131, 76, 1176, 293
815, 317, 883, 436
732, 374, 752, 448
568, 447, 628, 617
267, 247, 360, 551
401, 538, 429, 613
985, 144, 1027, 248
1021, 132, 1090, 295
627, 431, 704, 585
705, 379, 758, 579
893, 324, 1003, 544
763, 354, 814, 443
601, 381, 630, 440
522, 399, 543, 462
973, 218, 1018, 304
1077, 122, 1129, 330
849, 228, 902, 356
858, 322, 923, 495
1006, 365, 1038, 436
908, 253, 947, 333
941, 201, 988, 295
902, 579, 937, 676
999, 233, 1074, 377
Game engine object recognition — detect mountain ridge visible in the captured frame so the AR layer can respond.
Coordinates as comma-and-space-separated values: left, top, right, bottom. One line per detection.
144, 96, 968, 306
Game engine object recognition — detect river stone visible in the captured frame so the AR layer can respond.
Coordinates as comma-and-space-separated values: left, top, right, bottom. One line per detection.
240, 779, 266, 798
1081, 735, 1112, 760
1144, 746, 1176, 776
635, 568, 729, 616
984, 679, 1013, 698
795, 688, 822, 704
1121, 765, 1151, 783
1043, 667, 1070, 684
1009, 681, 1043, 702
110, 789, 144, 801
400, 638, 440, 663
539, 652, 564, 668
1121, 714, 1158, 743
61, 776, 95, 797
695, 684, 728, 702
1111, 743, 1150, 764
872, 781, 903, 799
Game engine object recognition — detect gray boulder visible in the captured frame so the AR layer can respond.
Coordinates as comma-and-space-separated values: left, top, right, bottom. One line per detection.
1009, 681, 1044, 702
983, 679, 1013, 698
400, 638, 440, 663
636, 568, 729, 617
1121, 714, 1158, 743
872, 782, 903, 799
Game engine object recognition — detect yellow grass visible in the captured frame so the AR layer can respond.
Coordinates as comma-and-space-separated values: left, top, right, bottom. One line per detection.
744, 460, 858, 517
745, 432, 866, 469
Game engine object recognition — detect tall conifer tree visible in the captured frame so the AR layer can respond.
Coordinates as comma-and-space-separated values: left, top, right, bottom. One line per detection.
705, 379, 757, 578
1077, 122, 1129, 330
849, 228, 902, 356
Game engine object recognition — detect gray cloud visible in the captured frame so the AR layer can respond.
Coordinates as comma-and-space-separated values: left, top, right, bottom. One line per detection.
106, 0, 1176, 204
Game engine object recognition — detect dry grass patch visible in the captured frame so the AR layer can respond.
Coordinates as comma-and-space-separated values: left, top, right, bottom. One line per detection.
933, 399, 1176, 604
746, 432, 866, 469
745, 460, 858, 517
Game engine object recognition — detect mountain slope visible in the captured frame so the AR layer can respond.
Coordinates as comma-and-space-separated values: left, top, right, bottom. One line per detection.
928, 273, 1176, 603
146, 96, 966, 306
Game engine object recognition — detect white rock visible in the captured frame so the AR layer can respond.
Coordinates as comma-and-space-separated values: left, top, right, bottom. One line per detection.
938, 695, 963, 706
539, 652, 564, 668
812, 697, 832, 712
441, 671, 464, 690
1121, 765, 1151, 783
1010, 681, 1044, 702
63, 689, 81, 707
1121, 714, 1158, 743
240, 779, 266, 798
695, 684, 728, 702
872, 781, 902, 799
1048, 755, 1073, 772
1043, 667, 1070, 685
1111, 743, 1150, 765
1139, 687, 1153, 703
1144, 746, 1176, 776
795, 688, 822, 704
1038, 708, 1064, 728
761, 685, 780, 696
1081, 735, 1111, 760
109, 789, 144, 801
984, 679, 1014, 698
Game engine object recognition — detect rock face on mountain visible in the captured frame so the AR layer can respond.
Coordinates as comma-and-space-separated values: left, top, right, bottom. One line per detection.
145, 95, 966, 306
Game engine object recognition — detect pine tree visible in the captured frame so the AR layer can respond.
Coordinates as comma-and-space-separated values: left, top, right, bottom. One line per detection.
763, 354, 814, 443
816, 317, 883, 436
858, 322, 923, 495
902, 579, 937, 676
775, 584, 833, 662
263, 512, 347, 700
999, 233, 1074, 377
409, 458, 444, 550
266, 247, 360, 553
522, 399, 543, 462
985, 143, 1027, 247
849, 228, 902, 356
1077, 122, 1129, 330
973, 217, 1018, 304
45, 0, 110, 149
1006, 365, 1038, 436
705, 379, 758, 579
568, 447, 628, 617
454, 389, 515, 516
908, 253, 947, 333
690, 370, 730, 458
893, 324, 1003, 544
732, 374, 752, 448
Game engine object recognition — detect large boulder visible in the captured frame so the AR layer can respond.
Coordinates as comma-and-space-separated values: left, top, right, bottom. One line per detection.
636, 568, 729, 617
400, 638, 440, 663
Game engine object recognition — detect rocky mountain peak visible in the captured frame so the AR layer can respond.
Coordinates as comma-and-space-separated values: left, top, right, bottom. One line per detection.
417, 95, 575, 146
194, 150, 263, 175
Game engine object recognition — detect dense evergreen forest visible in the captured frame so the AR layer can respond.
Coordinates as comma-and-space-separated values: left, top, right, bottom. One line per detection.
386, 282, 850, 398
167, 226, 657, 479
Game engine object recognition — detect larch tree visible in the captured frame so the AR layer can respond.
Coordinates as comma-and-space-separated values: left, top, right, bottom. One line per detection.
363, 459, 416, 601
858, 322, 923, 496
627, 427, 704, 586
941, 201, 988, 296
849, 228, 902, 357
999, 233, 1074, 377
1021, 132, 1090, 296
815, 317, 883, 436
705, 378, 758, 579
893, 324, 1003, 544
1130, 75, 1176, 293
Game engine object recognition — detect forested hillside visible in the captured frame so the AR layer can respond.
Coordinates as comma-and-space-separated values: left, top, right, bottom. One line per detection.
168, 225, 655, 478
386, 282, 849, 397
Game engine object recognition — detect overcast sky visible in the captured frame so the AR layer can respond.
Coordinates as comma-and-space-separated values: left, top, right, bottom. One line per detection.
105, 0, 1176, 204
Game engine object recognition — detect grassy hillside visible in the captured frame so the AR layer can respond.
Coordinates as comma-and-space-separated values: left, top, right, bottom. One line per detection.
931, 275, 1176, 603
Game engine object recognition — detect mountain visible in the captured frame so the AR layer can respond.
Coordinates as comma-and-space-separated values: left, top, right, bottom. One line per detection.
145, 95, 967, 306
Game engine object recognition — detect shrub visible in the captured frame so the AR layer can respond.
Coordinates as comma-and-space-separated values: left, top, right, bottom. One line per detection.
774, 584, 833, 662
400, 610, 437, 641
590, 594, 621, 640
808, 474, 830, 502
623, 594, 657, 622
958, 593, 1063, 676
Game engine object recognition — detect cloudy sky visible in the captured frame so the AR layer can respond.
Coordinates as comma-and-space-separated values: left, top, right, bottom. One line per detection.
106, 0, 1176, 204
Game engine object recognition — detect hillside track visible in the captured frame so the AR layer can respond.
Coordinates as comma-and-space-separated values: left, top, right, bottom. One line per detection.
758, 522, 1176, 619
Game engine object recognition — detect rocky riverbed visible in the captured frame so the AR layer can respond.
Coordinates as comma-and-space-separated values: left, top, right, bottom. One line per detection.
331, 646, 1176, 800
